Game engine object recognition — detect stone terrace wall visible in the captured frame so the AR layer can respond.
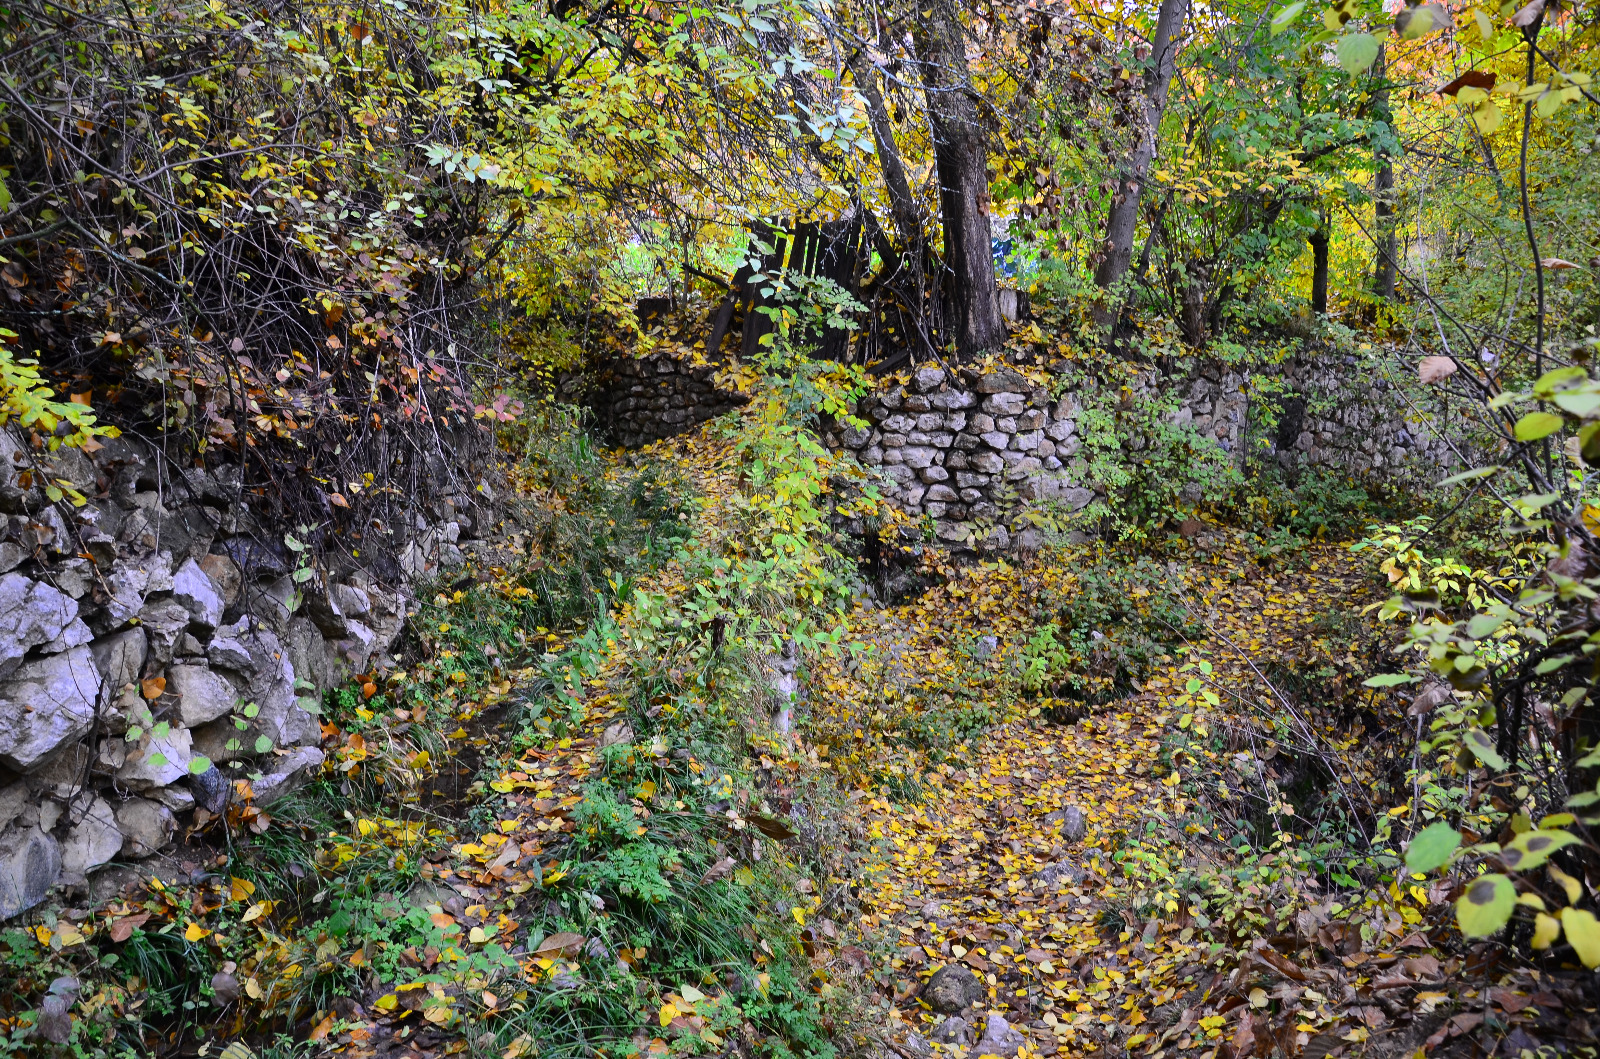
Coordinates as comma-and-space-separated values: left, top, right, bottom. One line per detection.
576, 349, 748, 448
580, 346, 1457, 548
824, 358, 1454, 548
0, 432, 482, 920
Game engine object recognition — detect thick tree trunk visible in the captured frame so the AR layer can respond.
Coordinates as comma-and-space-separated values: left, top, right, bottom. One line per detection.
1093, 0, 1187, 312
1371, 46, 1397, 302
1309, 221, 1329, 314
911, 0, 1003, 357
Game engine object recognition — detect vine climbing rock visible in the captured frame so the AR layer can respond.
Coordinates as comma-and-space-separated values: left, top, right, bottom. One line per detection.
924, 963, 986, 1014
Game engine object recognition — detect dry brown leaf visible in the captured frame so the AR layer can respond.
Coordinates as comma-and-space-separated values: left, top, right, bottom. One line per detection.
1419, 356, 1457, 385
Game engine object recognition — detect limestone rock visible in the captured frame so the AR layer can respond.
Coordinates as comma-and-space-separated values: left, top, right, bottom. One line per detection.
0, 646, 101, 771
115, 797, 176, 857
1030, 861, 1083, 890
0, 782, 27, 833
172, 558, 224, 630
90, 628, 148, 695
924, 963, 986, 1014
196, 553, 242, 606
968, 1013, 1025, 1059
250, 746, 325, 804
0, 826, 61, 919
61, 796, 123, 877
117, 725, 193, 789
138, 599, 193, 665
0, 573, 80, 678
189, 763, 230, 813
169, 664, 239, 726
932, 1016, 973, 1047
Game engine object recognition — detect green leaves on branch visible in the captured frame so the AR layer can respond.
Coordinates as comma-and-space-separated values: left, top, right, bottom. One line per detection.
1513, 411, 1563, 441
1404, 821, 1461, 873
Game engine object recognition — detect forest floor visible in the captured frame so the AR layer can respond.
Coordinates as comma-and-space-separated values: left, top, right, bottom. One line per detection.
25, 419, 1600, 1059
310, 421, 1599, 1059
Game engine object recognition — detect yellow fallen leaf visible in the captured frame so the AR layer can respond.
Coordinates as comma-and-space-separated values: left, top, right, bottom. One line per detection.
230, 876, 256, 902
659, 1002, 679, 1027
373, 994, 398, 1012
245, 977, 263, 1000
241, 901, 271, 923
184, 922, 210, 942
469, 926, 488, 944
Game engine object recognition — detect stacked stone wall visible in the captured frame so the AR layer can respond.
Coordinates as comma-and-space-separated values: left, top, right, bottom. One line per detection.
579, 350, 747, 448
0, 432, 483, 919
590, 348, 1460, 548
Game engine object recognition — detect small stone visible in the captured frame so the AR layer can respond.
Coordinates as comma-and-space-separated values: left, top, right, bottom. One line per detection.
968, 1013, 1025, 1059
1059, 805, 1087, 842
188, 764, 230, 813
932, 1016, 973, 1046
1030, 860, 1083, 889
91, 629, 148, 693
61, 795, 123, 876
149, 785, 196, 813
924, 963, 986, 1014
250, 746, 326, 805
115, 798, 176, 858
117, 725, 193, 789
211, 972, 240, 1005
197, 553, 242, 606
912, 366, 947, 393
976, 370, 1028, 394
172, 558, 224, 629
981, 392, 1027, 416
902, 1030, 934, 1058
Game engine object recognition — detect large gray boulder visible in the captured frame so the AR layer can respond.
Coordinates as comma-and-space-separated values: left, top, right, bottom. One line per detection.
0, 573, 80, 678
0, 646, 101, 771
0, 827, 61, 919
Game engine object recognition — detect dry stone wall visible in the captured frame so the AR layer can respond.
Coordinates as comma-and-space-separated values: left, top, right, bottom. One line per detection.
0, 430, 480, 920
822, 356, 1457, 548
589, 347, 1458, 549
576, 349, 748, 448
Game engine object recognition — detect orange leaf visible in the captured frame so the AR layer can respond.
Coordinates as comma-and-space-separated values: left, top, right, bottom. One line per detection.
362, 682, 378, 700
330, 492, 350, 509
308, 1013, 335, 1041
141, 676, 167, 700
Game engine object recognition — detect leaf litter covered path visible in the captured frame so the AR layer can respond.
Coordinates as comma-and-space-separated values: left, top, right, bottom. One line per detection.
824, 542, 1387, 1058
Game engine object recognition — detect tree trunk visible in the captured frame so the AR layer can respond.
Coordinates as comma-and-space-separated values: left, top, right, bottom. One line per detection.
1093, 0, 1187, 313
911, 0, 1003, 358
1309, 220, 1329, 314
849, 51, 922, 254
1370, 46, 1397, 302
